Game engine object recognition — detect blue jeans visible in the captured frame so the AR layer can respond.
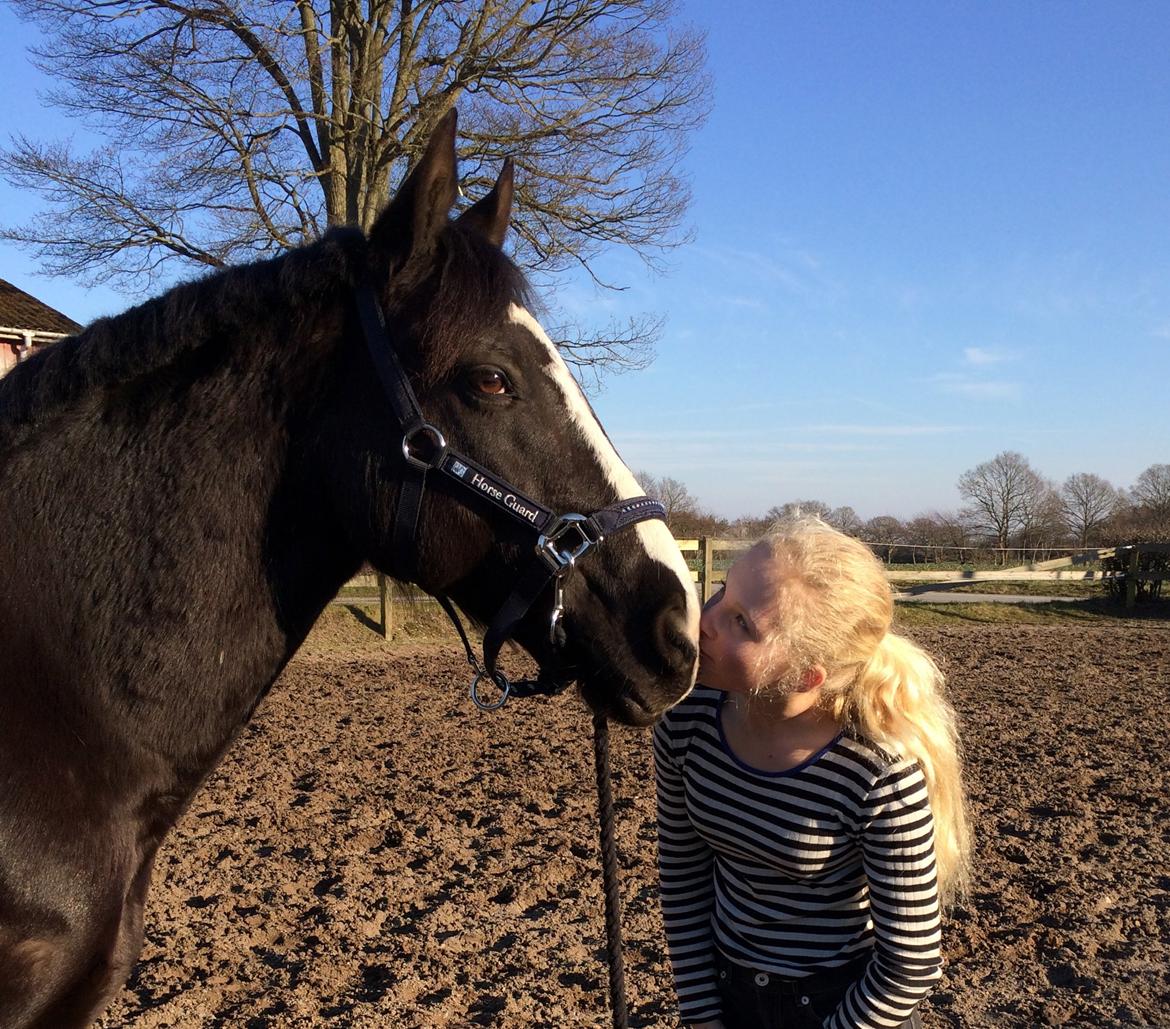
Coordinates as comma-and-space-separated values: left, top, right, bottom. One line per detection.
714, 951, 924, 1029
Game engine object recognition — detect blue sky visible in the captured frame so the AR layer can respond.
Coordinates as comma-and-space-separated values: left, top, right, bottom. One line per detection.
2, 2, 1167, 519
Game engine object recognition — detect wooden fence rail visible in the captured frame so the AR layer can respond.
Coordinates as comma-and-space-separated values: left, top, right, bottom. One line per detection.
329, 573, 438, 640
673, 539, 1167, 609
335, 541, 1167, 638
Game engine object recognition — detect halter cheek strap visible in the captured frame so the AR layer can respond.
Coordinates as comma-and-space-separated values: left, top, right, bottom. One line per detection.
353, 284, 667, 708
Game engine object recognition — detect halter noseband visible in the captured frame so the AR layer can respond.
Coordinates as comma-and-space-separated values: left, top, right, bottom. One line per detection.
353, 285, 667, 709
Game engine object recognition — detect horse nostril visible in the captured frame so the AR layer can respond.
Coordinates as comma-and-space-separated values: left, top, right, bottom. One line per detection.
653, 601, 698, 677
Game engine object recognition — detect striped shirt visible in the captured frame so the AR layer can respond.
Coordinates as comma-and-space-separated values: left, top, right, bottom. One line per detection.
654, 686, 942, 1028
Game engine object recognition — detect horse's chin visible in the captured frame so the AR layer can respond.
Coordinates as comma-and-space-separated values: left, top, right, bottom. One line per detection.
518, 616, 696, 728
577, 677, 664, 728
607, 688, 661, 728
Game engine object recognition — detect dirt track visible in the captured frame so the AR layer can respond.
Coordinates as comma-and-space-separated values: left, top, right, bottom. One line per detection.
96, 617, 1170, 1028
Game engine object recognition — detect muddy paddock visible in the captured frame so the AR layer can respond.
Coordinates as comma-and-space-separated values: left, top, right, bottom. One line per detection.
96, 618, 1170, 1028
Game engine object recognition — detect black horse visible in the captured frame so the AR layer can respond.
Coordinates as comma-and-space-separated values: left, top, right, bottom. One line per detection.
0, 111, 699, 1028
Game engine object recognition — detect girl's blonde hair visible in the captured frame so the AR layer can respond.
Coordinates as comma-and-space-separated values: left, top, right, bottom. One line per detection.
754, 515, 971, 904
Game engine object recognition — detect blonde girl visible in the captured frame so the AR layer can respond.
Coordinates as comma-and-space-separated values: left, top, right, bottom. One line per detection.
654, 516, 969, 1029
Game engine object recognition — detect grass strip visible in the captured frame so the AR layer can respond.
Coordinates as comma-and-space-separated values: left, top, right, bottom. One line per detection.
895, 599, 1168, 627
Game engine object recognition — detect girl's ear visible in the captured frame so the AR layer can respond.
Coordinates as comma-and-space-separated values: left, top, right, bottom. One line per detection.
455, 158, 514, 247
369, 109, 460, 274
797, 665, 827, 693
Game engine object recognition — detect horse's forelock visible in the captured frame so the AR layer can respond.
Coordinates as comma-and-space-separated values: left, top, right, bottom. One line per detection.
397, 224, 532, 387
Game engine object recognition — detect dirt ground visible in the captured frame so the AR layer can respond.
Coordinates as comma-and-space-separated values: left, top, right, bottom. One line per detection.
96, 614, 1170, 1028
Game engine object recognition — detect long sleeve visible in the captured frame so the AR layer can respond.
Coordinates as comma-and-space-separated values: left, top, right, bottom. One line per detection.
824, 759, 943, 1029
653, 719, 721, 1024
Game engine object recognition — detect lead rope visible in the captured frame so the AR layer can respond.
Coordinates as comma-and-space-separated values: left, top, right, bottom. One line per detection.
592, 711, 630, 1029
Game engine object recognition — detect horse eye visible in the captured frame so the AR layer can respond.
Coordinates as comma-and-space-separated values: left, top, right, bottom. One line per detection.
469, 367, 510, 396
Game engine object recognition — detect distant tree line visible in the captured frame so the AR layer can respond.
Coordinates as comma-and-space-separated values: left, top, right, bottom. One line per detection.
636, 455, 1170, 564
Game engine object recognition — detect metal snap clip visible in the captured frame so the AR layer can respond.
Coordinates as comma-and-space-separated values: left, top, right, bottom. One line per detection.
754, 972, 769, 987
549, 576, 566, 645
799, 994, 810, 1006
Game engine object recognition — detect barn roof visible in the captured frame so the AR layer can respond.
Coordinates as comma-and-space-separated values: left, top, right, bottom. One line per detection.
0, 278, 81, 336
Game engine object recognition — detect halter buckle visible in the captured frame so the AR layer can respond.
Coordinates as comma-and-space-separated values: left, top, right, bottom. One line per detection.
402, 422, 447, 471
536, 514, 604, 577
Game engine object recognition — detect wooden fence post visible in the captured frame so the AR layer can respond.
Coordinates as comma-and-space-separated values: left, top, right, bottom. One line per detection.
1126, 548, 1138, 611
378, 572, 393, 639
698, 536, 713, 604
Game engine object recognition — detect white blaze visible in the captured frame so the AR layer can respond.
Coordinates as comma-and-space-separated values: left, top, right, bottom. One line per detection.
508, 304, 701, 651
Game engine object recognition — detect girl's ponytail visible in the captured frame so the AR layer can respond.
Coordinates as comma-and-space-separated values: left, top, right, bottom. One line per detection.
835, 632, 971, 905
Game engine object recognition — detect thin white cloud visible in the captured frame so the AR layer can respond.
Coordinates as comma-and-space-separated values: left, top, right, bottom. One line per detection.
616, 429, 883, 453
613, 432, 889, 480
930, 373, 1021, 401
688, 242, 834, 298
802, 424, 966, 437
723, 294, 769, 311
963, 346, 1016, 366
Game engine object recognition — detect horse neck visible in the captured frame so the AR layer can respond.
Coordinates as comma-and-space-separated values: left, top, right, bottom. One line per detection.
0, 295, 365, 775
140, 318, 369, 748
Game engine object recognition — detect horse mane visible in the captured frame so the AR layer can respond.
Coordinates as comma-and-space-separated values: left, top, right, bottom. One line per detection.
0, 219, 532, 451
0, 228, 363, 452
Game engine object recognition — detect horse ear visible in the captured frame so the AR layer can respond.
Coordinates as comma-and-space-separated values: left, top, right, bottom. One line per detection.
370, 109, 460, 268
456, 158, 514, 247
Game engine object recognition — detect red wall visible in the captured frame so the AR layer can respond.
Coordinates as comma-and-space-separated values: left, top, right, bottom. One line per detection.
0, 342, 18, 376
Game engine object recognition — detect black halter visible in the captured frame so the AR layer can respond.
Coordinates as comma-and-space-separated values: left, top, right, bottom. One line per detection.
354, 285, 667, 709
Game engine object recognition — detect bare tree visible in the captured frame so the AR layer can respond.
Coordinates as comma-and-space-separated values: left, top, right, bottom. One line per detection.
957, 451, 1046, 563
861, 515, 906, 564
669, 507, 727, 539
547, 312, 661, 389
655, 475, 699, 522
726, 514, 772, 539
768, 500, 832, 523
631, 471, 726, 537
1059, 472, 1120, 547
1, 0, 709, 378
904, 515, 944, 564
927, 509, 975, 564
632, 470, 659, 499
1131, 464, 1170, 521
1017, 479, 1067, 557
826, 505, 863, 537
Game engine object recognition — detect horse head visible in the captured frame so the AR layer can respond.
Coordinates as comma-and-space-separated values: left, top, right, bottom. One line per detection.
317, 111, 699, 725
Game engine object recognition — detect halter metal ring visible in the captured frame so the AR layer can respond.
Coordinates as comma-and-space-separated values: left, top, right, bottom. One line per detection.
470, 670, 511, 711
402, 422, 447, 471
536, 513, 604, 576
